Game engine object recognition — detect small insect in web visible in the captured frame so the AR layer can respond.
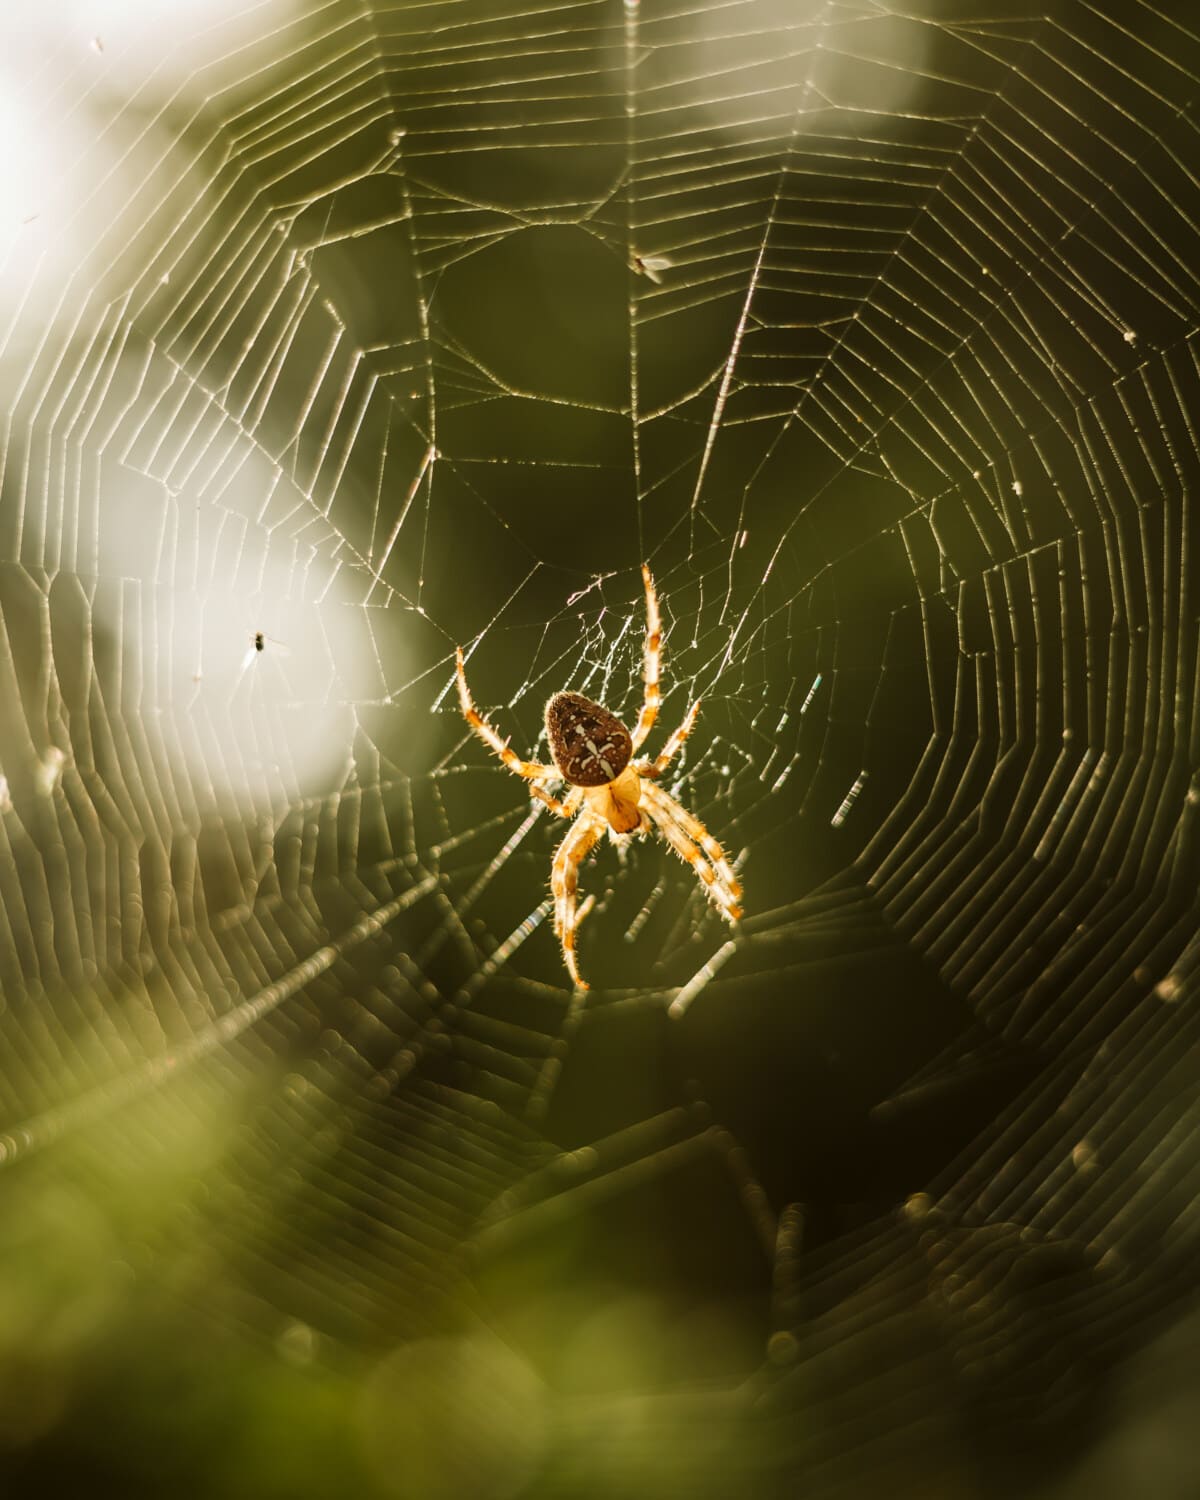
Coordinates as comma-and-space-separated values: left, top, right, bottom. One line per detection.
235, 630, 290, 685
240, 630, 289, 669
456, 565, 743, 989
631, 252, 672, 284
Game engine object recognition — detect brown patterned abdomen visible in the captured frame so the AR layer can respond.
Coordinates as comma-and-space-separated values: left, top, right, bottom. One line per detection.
545, 692, 634, 787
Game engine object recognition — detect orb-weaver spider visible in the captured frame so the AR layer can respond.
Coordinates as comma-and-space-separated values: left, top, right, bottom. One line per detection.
456, 566, 742, 988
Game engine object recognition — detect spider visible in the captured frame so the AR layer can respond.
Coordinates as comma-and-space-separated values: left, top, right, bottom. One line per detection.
456, 565, 743, 988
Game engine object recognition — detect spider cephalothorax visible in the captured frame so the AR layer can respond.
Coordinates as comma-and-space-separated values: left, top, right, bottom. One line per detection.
456, 565, 742, 988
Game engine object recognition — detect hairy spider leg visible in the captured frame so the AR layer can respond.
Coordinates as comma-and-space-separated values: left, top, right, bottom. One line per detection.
631, 564, 662, 751
456, 647, 571, 814
638, 698, 702, 779
648, 781, 742, 912
639, 781, 743, 921
552, 815, 603, 988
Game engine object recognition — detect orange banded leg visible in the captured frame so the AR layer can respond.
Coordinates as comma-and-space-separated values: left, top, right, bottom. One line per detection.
648, 782, 742, 912
457, 646, 557, 782
631, 564, 662, 751
640, 788, 726, 909
638, 698, 701, 779
640, 781, 742, 921
529, 785, 572, 816
552, 816, 602, 988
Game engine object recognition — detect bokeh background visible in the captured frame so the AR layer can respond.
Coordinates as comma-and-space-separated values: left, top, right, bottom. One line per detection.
0, 2, 1197, 1496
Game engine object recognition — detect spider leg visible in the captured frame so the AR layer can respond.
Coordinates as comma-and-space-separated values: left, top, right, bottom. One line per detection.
636, 698, 701, 779
630, 564, 662, 751
457, 647, 557, 782
552, 813, 603, 989
640, 780, 743, 921
537, 785, 584, 820
531, 780, 576, 816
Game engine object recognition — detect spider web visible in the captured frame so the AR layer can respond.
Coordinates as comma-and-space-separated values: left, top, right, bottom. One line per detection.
0, 1, 1198, 1495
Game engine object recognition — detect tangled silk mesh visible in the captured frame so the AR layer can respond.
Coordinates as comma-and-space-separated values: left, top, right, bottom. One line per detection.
0, 2, 1198, 1495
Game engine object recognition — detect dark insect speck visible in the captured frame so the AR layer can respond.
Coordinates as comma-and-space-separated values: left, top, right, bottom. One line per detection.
545, 692, 633, 787
254, 632, 265, 652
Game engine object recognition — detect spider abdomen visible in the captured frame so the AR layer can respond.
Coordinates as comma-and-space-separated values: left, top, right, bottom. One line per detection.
545, 691, 633, 787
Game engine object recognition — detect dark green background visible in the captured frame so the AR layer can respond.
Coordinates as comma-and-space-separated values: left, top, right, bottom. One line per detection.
0, 3, 1197, 1498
